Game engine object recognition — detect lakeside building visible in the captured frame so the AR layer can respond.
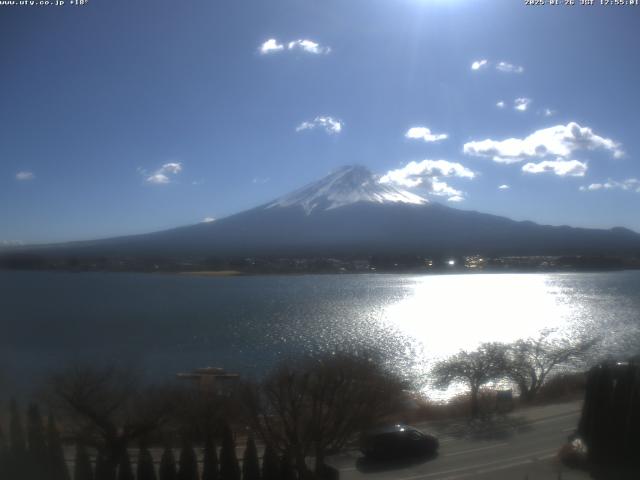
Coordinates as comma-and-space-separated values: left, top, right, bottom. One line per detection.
176, 367, 240, 395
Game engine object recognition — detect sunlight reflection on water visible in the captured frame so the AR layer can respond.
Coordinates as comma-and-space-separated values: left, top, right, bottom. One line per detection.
1, 270, 638, 399
384, 274, 575, 359
379, 273, 610, 400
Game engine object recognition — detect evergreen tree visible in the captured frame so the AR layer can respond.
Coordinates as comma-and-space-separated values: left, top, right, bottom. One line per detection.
100, 455, 117, 480
27, 404, 48, 477
0, 424, 9, 480
47, 414, 71, 480
137, 444, 157, 480
159, 446, 177, 480
279, 451, 296, 480
260, 444, 279, 480
201, 437, 218, 480
74, 442, 94, 480
177, 441, 198, 480
10, 398, 26, 455
242, 436, 260, 480
94, 451, 110, 480
219, 425, 240, 480
117, 449, 135, 480
9, 399, 27, 480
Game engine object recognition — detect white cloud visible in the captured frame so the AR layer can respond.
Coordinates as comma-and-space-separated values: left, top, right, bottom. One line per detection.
431, 179, 464, 198
579, 184, 602, 191
498, 184, 510, 190
463, 122, 624, 164
579, 178, 640, 193
522, 159, 588, 177
147, 174, 170, 184
159, 163, 182, 174
144, 162, 183, 185
496, 61, 524, 74
470, 59, 524, 74
252, 177, 270, 184
405, 127, 448, 143
287, 39, 330, 55
514, 98, 532, 112
259, 39, 284, 54
496, 101, 505, 109
447, 195, 464, 203
260, 38, 330, 55
542, 108, 556, 117
471, 59, 488, 71
202, 217, 216, 223
380, 160, 475, 188
16, 171, 34, 181
296, 116, 342, 135
379, 160, 474, 202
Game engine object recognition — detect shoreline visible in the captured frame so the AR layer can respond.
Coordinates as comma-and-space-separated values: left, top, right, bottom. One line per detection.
177, 270, 244, 277
1, 265, 639, 277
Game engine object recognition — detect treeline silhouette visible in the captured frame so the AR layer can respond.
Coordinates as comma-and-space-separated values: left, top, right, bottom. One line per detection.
0, 337, 596, 480
0, 402, 69, 480
0, 401, 305, 480
2, 251, 637, 275
1, 352, 395, 480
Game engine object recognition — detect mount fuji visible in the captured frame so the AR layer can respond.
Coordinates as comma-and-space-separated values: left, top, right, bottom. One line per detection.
265, 165, 427, 214
8, 166, 640, 261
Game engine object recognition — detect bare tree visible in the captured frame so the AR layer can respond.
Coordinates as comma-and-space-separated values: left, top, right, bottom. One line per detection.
164, 385, 241, 444
432, 342, 508, 418
244, 352, 406, 478
49, 366, 171, 477
505, 329, 596, 402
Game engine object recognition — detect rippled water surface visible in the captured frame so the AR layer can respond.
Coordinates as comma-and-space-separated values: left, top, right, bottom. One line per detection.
1, 270, 639, 395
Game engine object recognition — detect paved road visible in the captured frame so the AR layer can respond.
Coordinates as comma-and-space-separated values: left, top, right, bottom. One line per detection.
328, 401, 589, 480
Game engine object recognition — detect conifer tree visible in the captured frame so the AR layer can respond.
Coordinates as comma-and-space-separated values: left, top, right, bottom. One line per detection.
10, 399, 26, 457
201, 437, 218, 480
27, 404, 48, 478
117, 449, 135, 480
242, 436, 260, 480
177, 441, 198, 480
94, 451, 109, 480
279, 451, 296, 480
137, 444, 157, 480
219, 425, 240, 480
74, 442, 94, 480
47, 414, 71, 480
260, 444, 279, 480
0, 424, 9, 480
100, 455, 118, 480
9, 399, 27, 480
159, 446, 177, 480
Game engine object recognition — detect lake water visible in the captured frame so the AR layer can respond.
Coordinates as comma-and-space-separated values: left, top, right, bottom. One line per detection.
1, 270, 639, 397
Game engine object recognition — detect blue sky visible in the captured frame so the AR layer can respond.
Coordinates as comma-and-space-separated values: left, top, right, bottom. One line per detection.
1, 0, 639, 244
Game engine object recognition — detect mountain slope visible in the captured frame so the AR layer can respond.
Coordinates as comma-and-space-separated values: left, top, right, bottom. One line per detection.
9, 166, 640, 259
265, 165, 427, 214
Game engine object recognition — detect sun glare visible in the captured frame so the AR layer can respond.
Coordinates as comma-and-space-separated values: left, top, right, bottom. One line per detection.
383, 274, 573, 360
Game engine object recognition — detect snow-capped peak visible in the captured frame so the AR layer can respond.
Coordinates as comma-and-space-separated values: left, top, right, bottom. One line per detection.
266, 165, 428, 215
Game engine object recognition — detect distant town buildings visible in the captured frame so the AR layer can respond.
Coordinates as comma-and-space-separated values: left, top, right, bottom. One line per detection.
464, 255, 486, 269
2, 251, 637, 274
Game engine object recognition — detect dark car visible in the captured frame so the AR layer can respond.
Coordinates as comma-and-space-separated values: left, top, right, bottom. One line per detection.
360, 424, 439, 460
